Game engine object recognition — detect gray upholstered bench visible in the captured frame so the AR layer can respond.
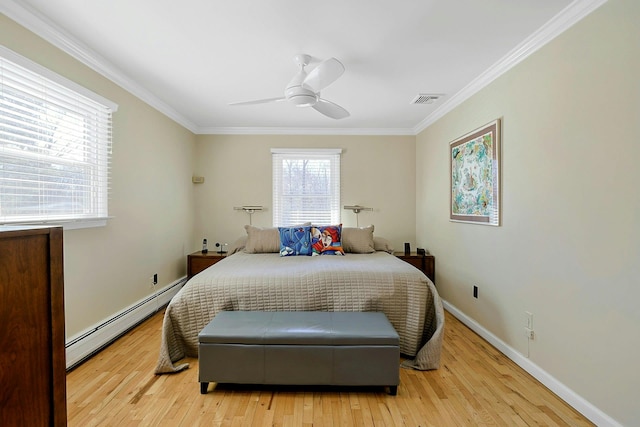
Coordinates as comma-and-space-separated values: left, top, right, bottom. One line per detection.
198, 311, 400, 395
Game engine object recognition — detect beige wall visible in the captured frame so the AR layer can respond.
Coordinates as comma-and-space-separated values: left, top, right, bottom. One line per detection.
193, 134, 416, 251
1, 12, 417, 346
3, 1, 636, 422
416, 0, 639, 424
1, 15, 197, 338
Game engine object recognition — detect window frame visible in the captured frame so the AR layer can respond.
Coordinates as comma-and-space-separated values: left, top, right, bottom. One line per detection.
0, 46, 118, 230
271, 148, 342, 227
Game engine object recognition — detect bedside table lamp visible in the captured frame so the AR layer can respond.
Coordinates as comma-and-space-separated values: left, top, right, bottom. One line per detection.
343, 205, 373, 227
234, 205, 264, 225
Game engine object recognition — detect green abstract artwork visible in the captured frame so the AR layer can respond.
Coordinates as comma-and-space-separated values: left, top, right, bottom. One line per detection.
450, 120, 500, 225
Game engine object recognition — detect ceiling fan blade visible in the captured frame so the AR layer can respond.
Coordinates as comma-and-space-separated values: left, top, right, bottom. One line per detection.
229, 97, 286, 106
303, 58, 345, 92
312, 98, 350, 120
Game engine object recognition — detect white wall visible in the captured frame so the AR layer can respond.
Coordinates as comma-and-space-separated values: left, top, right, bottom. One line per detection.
0, 15, 197, 338
193, 134, 416, 251
415, 0, 639, 425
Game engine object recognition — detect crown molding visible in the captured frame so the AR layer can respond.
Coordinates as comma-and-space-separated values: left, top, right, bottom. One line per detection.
1, 0, 199, 133
2, 0, 606, 137
413, 0, 608, 135
196, 126, 415, 136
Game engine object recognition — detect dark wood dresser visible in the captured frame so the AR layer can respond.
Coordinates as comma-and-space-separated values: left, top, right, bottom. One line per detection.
0, 227, 67, 426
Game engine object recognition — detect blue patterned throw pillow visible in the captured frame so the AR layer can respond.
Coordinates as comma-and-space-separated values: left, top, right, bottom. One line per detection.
278, 226, 312, 256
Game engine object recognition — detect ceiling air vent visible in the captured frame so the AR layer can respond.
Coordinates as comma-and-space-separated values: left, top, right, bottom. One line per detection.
411, 94, 443, 105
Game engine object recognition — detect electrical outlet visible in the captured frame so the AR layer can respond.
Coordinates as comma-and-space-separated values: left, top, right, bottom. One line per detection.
525, 311, 533, 329
524, 312, 534, 340
473, 285, 478, 298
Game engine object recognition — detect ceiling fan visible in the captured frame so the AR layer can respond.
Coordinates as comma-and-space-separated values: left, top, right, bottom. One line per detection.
229, 54, 350, 120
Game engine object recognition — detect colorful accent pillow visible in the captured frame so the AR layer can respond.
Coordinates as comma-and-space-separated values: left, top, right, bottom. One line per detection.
311, 224, 344, 256
279, 226, 312, 256
244, 223, 312, 253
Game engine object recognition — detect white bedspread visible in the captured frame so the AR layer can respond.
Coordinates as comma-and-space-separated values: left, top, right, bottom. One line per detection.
155, 251, 444, 374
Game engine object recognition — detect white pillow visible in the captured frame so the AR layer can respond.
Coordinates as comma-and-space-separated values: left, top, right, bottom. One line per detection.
373, 236, 394, 254
227, 236, 247, 255
342, 225, 375, 253
244, 225, 280, 253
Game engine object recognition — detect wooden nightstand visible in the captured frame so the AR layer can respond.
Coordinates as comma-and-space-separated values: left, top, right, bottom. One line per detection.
395, 252, 436, 285
187, 251, 226, 278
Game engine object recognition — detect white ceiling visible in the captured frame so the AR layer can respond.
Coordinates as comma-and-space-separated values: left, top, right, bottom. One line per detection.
2, 0, 604, 134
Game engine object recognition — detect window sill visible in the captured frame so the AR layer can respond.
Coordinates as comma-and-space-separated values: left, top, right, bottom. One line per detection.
0, 218, 110, 231
60, 218, 109, 230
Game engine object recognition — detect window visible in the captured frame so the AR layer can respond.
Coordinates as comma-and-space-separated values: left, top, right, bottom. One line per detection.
272, 148, 341, 226
0, 47, 117, 227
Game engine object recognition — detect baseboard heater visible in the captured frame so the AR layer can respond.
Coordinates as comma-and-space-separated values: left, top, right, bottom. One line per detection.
65, 276, 187, 371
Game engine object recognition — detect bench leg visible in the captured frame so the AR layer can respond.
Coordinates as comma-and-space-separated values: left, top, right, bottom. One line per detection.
388, 386, 397, 396
200, 382, 209, 394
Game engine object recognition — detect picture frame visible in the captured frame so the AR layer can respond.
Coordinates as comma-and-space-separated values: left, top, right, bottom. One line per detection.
450, 119, 501, 226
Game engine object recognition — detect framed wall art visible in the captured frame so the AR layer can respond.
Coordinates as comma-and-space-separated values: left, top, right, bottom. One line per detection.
450, 119, 501, 226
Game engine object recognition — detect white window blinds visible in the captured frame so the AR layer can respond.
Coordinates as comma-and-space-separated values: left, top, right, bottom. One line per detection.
272, 148, 341, 226
0, 47, 117, 225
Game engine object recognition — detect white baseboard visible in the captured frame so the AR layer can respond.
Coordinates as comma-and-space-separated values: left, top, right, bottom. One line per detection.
442, 300, 622, 427
65, 277, 186, 370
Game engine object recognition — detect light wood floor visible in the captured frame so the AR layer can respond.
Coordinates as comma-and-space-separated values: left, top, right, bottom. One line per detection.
66, 310, 594, 426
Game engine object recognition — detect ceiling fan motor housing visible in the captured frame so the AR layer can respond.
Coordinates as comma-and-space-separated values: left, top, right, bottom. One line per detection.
285, 86, 318, 107
285, 67, 318, 107
230, 53, 348, 118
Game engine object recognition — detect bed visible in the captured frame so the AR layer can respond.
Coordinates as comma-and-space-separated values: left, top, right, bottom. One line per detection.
155, 226, 444, 374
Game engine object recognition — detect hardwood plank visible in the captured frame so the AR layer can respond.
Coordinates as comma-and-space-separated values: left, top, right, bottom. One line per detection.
66, 310, 594, 426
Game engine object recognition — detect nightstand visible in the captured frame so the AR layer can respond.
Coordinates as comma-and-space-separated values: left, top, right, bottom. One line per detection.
395, 252, 435, 285
187, 251, 226, 278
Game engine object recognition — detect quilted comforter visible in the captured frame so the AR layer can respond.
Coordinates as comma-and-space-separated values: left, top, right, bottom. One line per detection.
155, 251, 444, 374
